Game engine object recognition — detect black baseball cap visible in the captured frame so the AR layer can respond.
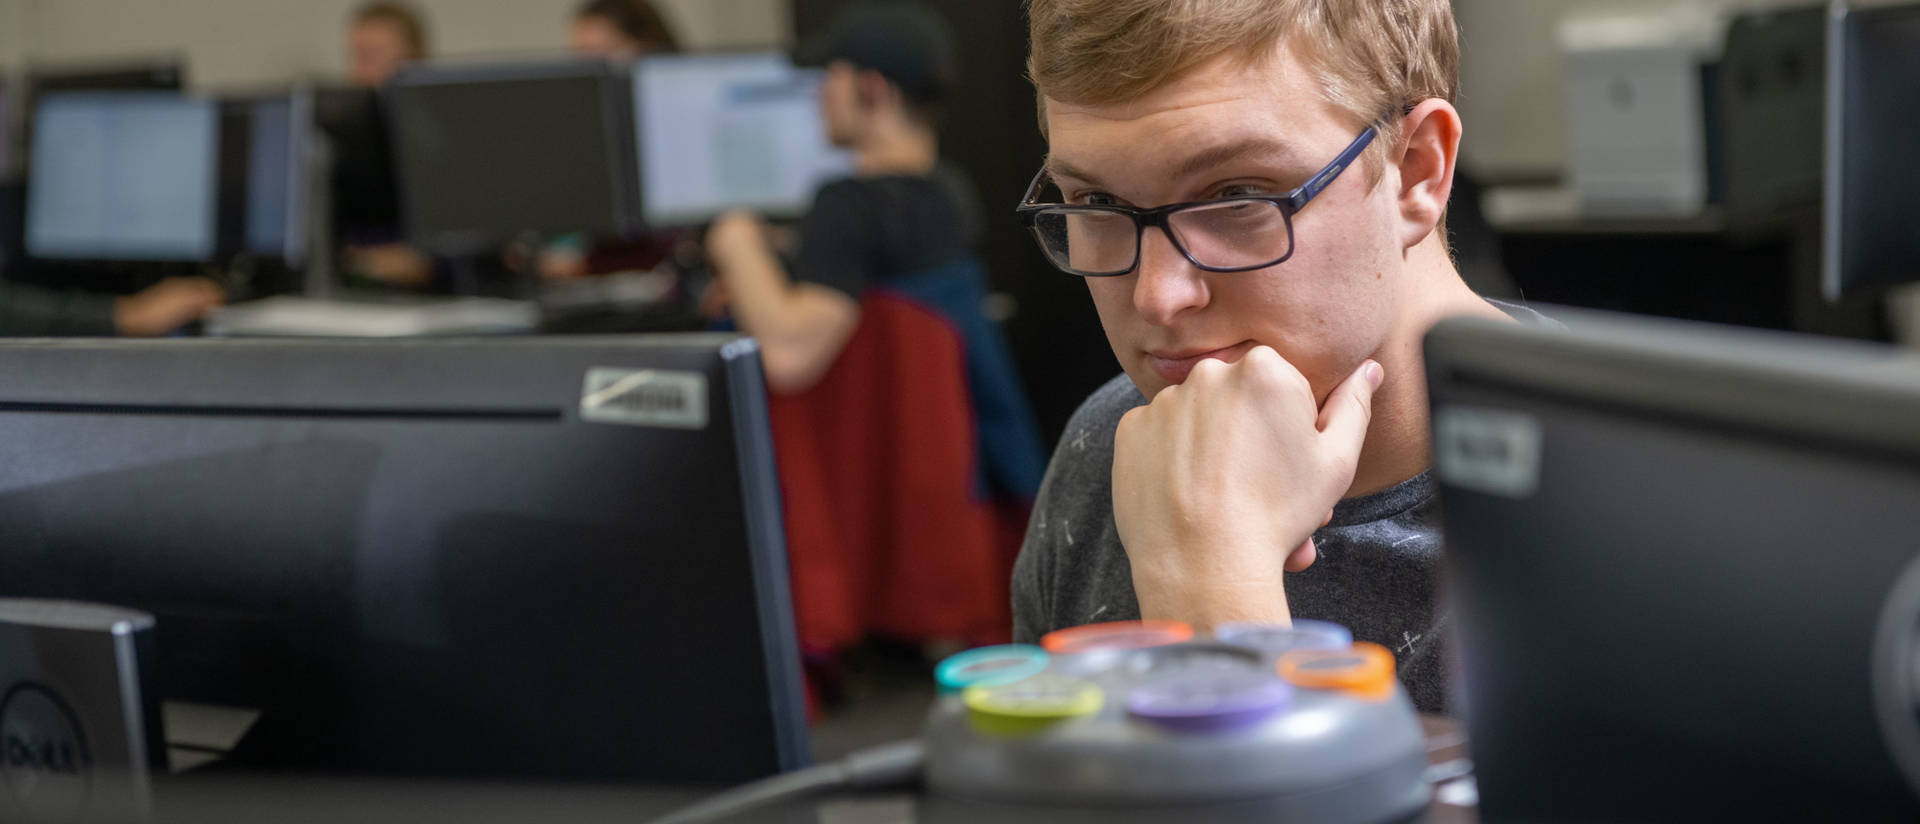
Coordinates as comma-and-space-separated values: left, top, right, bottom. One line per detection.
795, 3, 958, 104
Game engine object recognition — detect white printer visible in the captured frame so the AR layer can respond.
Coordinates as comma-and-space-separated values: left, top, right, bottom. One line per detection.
1559, 4, 1730, 218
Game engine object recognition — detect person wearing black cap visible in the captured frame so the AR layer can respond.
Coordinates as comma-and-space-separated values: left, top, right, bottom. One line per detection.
705, 5, 1046, 664
705, 2, 969, 393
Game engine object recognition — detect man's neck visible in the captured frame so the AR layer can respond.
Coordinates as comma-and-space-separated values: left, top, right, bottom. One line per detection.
853, 121, 939, 176
1345, 239, 1515, 498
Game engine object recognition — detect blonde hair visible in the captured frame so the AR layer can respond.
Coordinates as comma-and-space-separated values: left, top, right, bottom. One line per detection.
1026, 0, 1459, 182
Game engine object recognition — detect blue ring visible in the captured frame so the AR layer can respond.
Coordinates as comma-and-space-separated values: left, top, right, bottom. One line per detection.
935, 645, 1050, 693
1216, 620, 1353, 653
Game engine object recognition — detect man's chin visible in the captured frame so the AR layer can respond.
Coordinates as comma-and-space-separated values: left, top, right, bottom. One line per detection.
1123, 367, 1169, 401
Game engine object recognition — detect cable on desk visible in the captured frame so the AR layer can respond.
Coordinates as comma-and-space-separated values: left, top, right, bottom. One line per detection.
647, 739, 924, 824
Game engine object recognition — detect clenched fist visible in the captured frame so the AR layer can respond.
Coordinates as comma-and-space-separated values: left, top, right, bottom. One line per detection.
1113, 346, 1383, 630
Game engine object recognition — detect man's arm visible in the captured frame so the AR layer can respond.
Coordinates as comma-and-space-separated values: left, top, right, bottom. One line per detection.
1010, 464, 1068, 644
1111, 348, 1381, 631
0, 277, 223, 337
0, 283, 118, 336
705, 211, 861, 394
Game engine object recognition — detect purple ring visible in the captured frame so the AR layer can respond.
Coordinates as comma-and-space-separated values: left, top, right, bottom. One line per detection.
1127, 670, 1293, 733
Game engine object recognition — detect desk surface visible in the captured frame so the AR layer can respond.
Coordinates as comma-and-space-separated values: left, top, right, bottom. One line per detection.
153, 718, 1477, 823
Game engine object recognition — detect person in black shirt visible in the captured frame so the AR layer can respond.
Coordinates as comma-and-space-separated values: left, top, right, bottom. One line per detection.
705, 5, 1045, 660
703, 3, 970, 394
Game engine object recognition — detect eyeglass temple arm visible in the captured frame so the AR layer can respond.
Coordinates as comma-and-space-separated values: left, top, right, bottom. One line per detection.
1018, 167, 1050, 207
1290, 127, 1378, 211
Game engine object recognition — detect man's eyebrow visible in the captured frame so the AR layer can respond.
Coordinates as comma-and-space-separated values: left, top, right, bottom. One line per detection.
1043, 157, 1105, 188
1169, 136, 1303, 181
1045, 137, 1309, 191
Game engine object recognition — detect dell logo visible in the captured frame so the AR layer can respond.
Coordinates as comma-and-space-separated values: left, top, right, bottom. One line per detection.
5, 732, 83, 775
0, 682, 92, 822
1434, 405, 1545, 500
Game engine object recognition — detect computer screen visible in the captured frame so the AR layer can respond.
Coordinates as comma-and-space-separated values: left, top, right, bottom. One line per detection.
1823, 2, 1920, 299
387, 60, 637, 254
24, 61, 185, 134
1426, 307, 1920, 819
634, 52, 852, 226
0, 335, 807, 782
25, 92, 218, 262
241, 94, 309, 264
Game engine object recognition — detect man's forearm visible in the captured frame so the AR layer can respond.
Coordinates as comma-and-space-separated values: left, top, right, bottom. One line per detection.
1131, 558, 1293, 631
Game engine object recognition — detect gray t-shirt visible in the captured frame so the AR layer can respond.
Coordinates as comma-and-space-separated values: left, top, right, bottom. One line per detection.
1011, 301, 1554, 713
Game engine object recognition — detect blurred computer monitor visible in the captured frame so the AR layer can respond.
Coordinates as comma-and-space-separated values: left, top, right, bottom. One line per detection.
28, 61, 183, 98
240, 92, 311, 265
22, 60, 186, 164
633, 52, 852, 226
26, 91, 219, 262
1823, 1, 1920, 300
1427, 307, 1920, 819
0, 334, 807, 782
386, 60, 638, 255
24, 60, 184, 131
213, 91, 314, 298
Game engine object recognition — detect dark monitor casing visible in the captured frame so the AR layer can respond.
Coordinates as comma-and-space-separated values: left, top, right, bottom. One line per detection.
1426, 307, 1920, 819
1823, 1, 1920, 300
0, 335, 808, 783
215, 90, 313, 297
385, 60, 640, 256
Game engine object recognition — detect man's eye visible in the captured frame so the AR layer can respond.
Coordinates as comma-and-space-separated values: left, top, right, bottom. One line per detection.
1215, 185, 1271, 199
1075, 192, 1122, 207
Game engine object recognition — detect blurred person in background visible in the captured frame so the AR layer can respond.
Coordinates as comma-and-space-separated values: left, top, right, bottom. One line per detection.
532, 0, 686, 282
0, 277, 223, 337
344, 1, 435, 287
347, 1, 428, 89
570, 0, 682, 59
704, 4, 1046, 699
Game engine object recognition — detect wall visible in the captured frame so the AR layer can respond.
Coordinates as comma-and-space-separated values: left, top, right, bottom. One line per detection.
0, 0, 789, 90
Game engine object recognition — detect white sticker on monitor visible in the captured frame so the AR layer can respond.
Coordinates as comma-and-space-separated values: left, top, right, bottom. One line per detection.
580, 368, 707, 430
1434, 406, 1543, 499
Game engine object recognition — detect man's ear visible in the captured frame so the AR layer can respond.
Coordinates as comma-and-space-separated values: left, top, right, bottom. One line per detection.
1392, 99, 1463, 251
855, 68, 893, 112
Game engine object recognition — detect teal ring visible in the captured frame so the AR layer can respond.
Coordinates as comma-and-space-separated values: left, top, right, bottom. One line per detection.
935, 645, 1050, 694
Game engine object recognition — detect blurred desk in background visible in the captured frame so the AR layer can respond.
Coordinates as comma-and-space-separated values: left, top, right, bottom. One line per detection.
206, 271, 704, 338
1484, 185, 1887, 342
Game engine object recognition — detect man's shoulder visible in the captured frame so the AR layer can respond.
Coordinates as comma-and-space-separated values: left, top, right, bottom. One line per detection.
1042, 373, 1147, 473
1014, 373, 1145, 641
1488, 298, 1566, 330
1065, 373, 1148, 443
811, 176, 868, 208
1029, 373, 1144, 531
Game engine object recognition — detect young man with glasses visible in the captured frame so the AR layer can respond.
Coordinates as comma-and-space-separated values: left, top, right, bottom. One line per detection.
1012, 0, 1549, 712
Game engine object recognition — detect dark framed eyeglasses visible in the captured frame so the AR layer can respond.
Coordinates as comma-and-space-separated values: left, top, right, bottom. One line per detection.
1014, 126, 1378, 278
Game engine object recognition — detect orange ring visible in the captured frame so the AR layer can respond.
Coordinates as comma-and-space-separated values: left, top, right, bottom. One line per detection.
1040, 620, 1194, 654
1277, 642, 1396, 697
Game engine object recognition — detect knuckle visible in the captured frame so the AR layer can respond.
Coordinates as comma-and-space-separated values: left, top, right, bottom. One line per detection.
1188, 357, 1228, 382
1242, 346, 1310, 391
